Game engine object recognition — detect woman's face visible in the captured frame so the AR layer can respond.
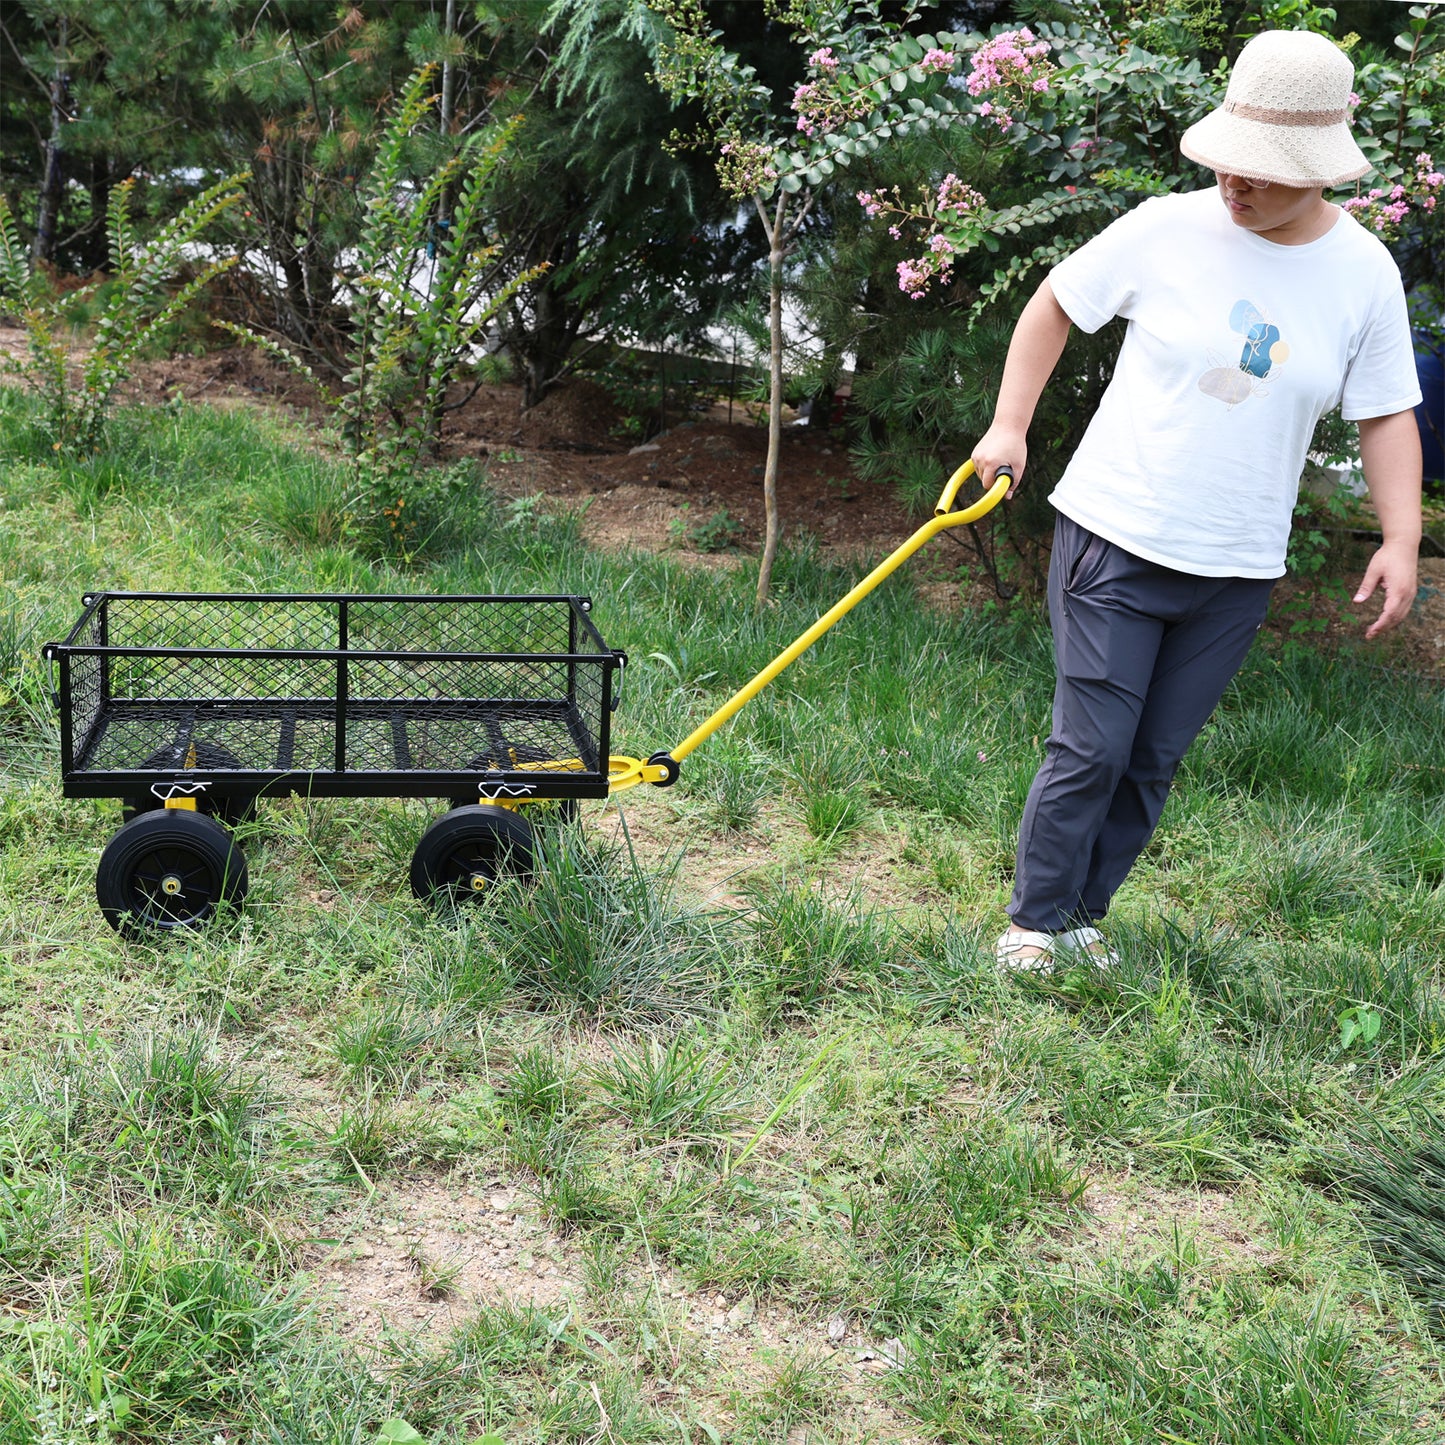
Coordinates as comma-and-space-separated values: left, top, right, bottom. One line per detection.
1214, 171, 1330, 244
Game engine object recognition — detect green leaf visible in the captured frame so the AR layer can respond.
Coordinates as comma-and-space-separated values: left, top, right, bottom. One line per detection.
377, 1424, 427, 1444
890, 71, 908, 92
779, 172, 803, 193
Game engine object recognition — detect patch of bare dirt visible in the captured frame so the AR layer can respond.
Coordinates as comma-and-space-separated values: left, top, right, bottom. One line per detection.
308, 1171, 928, 1441
1071, 1178, 1281, 1270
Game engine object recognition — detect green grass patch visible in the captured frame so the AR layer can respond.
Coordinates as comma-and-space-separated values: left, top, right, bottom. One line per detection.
3, 389, 1445, 1439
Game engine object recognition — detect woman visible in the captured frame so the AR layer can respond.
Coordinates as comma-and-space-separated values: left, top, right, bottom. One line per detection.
972, 29, 1423, 970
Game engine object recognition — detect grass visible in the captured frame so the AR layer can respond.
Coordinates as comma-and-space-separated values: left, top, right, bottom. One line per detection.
2, 384, 1445, 1440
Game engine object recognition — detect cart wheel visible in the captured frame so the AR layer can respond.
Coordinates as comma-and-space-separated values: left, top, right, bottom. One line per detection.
411, 805, 535, 904
96, 810, 249, 938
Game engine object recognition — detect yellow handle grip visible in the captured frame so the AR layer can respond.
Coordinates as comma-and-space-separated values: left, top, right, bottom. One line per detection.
934, 459, 1014, 519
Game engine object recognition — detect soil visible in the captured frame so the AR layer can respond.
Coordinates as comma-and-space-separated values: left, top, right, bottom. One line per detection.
308, 1173, 929, 1441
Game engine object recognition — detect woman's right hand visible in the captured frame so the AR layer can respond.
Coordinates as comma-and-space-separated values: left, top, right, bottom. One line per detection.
972, 426, 1028, 498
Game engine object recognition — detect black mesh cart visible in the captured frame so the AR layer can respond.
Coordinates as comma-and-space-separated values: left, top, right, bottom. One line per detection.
44, 460, 1011, 938
44, 591, 625, 935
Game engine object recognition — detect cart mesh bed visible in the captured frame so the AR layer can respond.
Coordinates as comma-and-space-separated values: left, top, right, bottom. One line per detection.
46, 592, 624, 804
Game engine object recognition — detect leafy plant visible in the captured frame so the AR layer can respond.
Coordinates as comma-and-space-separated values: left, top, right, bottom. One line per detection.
0, 173, 247, 455
217, 65, 543, 543
1337, 1004, 1383, 1051
668, 503, 744, 553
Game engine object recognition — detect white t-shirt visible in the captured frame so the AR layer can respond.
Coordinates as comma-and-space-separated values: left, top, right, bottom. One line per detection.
1046, 187, 1421, 578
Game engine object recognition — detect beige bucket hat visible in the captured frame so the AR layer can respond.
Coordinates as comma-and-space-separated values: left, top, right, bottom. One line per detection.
1180, 29, 1370, 188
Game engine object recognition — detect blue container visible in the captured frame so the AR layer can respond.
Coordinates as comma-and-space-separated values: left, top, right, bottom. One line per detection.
1416, 331, 1444, 488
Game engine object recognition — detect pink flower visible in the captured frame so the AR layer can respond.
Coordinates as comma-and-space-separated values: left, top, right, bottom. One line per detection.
809, 47, 838, 71
920, 48, 956, 73
897, 257, 931, 299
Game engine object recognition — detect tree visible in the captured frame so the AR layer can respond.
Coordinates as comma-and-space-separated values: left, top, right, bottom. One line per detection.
467, 0, 750, 410
650, 0, 977, 607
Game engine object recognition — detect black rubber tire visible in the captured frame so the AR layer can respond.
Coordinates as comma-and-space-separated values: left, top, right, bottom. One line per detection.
121, 742, 256, 828
96, 810, 249, 938
410, 805, 536, 904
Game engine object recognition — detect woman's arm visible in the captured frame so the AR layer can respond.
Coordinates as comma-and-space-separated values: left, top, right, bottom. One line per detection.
971, 278, 1073, 495
1354, 409, 1422, 639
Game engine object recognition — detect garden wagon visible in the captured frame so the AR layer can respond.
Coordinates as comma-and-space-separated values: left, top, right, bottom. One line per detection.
43, 460, 1009, 936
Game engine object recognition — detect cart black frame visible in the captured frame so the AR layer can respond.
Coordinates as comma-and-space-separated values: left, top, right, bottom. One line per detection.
44, 591, 626, 810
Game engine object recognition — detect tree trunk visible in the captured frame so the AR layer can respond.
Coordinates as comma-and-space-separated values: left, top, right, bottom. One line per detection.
32, 15, 68, 266
755, 189, 788, 610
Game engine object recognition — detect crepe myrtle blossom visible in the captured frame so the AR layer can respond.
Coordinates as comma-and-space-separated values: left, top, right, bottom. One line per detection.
1341, 152, 1443, 236
719, 139, 778, 195
861, 175, 986, 297
962, 27, 1054, 131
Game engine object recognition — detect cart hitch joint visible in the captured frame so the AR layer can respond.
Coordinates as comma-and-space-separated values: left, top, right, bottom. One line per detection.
647, 751, 681, 788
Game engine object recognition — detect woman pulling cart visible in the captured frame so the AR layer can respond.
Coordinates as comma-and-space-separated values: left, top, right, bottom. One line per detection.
974, 30, 1424, 970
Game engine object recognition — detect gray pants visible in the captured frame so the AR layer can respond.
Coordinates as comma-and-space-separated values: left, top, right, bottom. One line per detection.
1008, 513, 1275, 933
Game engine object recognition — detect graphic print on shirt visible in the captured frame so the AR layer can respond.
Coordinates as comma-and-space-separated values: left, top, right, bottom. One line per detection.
1198, 299, 1291, 407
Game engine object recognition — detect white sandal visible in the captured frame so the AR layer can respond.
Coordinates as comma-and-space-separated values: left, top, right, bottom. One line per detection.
995, 929, 1056, 972
1052, 926, 1118, 967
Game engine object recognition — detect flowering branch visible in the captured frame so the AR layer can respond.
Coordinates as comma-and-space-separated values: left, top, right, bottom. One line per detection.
854, 27, 1058, 298
1342, 151, 1443, 238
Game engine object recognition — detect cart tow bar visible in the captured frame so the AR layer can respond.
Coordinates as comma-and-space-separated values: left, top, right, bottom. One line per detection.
606, 458, 1012, 794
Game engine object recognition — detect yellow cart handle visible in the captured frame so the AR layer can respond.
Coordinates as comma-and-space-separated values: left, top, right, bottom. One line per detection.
607, 458, 1012, 792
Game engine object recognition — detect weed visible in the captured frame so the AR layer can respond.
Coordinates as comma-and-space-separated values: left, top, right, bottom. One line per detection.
594, 1032, 747, 1144
668, 504, 744, 553
500, 1043, 579, 1122
0, 176, 247, 456
466, 828, 743, 1026
749, 878, 897, 1020
333, 1000, 460, 1091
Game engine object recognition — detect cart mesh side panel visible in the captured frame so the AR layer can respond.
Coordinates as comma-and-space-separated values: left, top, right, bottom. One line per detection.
68, 608, 107, 765
51, 593, 617, 798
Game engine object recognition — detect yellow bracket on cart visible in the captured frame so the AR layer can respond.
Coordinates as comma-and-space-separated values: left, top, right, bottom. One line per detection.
605, 457, 1012, 793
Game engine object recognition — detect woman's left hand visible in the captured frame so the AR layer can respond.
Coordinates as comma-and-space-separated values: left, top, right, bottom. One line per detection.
1354, 538, 1418, 638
